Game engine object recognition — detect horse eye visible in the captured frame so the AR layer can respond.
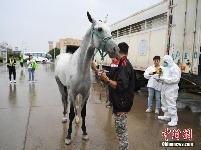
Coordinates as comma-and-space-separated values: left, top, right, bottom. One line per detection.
98, 27, 102, 32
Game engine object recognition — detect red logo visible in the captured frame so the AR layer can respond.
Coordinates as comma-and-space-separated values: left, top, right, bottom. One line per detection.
162, 128, 171, 141
182, 128, 193, 141
162, 128, 193, 141
172, 129, 181, 140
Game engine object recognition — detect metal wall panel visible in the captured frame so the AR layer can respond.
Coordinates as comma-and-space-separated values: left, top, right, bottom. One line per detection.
182, 0, 197, 73
169, 0, 187, 70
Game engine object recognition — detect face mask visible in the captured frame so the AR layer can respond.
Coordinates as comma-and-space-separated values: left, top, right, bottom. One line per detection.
164, 62, 168, 67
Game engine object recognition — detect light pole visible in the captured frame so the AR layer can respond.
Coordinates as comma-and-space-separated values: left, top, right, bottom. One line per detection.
22, 42, 27, 53
7, 45, 13, 61
3, 41, 8, 62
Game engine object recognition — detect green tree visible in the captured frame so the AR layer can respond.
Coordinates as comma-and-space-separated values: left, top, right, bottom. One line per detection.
48, 48, 60, 60
0, 56, 3, 63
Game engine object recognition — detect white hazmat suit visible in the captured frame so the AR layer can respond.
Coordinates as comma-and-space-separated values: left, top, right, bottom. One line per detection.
158, 55, 181, 126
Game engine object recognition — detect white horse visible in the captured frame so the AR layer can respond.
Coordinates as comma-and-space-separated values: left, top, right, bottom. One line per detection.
55, 12, 119, 145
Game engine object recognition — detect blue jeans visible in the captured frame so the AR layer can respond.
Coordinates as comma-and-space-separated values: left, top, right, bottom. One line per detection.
28, 68, 35, 81
148, 87, 161, 109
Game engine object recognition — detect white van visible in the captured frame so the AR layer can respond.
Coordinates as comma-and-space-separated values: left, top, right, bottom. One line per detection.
23, 52, 52, 63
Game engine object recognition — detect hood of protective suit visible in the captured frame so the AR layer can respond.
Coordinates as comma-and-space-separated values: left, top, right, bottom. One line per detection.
163, 55, 174, 67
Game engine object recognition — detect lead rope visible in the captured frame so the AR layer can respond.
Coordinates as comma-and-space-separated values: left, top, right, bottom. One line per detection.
90, 26, 110, 102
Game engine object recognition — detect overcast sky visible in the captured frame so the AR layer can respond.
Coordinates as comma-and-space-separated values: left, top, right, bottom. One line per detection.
0, 0, 161, 52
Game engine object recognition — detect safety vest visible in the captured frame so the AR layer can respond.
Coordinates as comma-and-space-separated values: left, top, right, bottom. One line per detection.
20, 58, 24, 63
9, 59, 15, 66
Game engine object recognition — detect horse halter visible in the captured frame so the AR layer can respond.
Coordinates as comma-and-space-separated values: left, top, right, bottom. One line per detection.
91, 25, 113, 60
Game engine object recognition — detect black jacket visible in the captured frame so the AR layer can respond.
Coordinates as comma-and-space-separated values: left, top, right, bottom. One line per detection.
7, 59, 16, 70
106, 60, 119, 80
112, 56, 135, 113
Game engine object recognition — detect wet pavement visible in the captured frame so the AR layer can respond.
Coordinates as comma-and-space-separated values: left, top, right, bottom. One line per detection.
0, 63, 201, 150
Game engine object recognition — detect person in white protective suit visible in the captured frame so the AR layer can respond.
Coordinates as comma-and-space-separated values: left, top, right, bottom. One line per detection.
157, 55, 181, 126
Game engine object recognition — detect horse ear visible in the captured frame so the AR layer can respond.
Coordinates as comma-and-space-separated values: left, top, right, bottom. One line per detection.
87, 11, 96, 24
87, 12, 92, 23
104, 14, 108, 23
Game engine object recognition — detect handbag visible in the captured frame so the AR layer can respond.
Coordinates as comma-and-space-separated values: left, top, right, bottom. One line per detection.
32, 62, 38, 70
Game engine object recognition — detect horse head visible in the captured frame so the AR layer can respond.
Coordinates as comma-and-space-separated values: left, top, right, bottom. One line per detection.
87, 12, 119, 58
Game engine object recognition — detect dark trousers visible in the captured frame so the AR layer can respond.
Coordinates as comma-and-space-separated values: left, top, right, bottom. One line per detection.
108, 86, 113, 104
20, 62, 23, 67
9, 68, 16, 81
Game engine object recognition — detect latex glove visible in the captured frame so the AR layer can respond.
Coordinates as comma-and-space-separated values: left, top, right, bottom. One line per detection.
156, 78, 164, 83
152, 74, 159, 80
160, 76, 164, 80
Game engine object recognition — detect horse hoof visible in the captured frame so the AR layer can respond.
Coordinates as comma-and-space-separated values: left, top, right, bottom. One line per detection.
82, 134, 89, 140
75, 116, 80, 124
65, 138, 71, 145
62, 118, 67, 123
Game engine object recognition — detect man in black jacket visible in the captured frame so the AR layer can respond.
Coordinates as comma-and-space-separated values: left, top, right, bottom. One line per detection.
92, 42, 135, 150
7, 55, 17, 83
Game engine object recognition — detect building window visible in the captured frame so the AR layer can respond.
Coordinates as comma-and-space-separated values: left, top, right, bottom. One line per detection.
146, 13, 167, 29
131, 21, 145, 34
114, 13, 167, 38
111, 30, 118, 38
118, 26, 130, 37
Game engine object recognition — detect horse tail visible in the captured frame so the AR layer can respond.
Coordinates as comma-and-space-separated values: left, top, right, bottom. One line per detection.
55, 54, 60, 67
55, 76, 68, 103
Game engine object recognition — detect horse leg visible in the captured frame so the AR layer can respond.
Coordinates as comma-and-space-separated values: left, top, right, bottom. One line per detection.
81, 93, 89, 140
62, 86, 68, 123
74, 99, 80, 124
65, 102, 75, 145
55, 77, 68, 123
